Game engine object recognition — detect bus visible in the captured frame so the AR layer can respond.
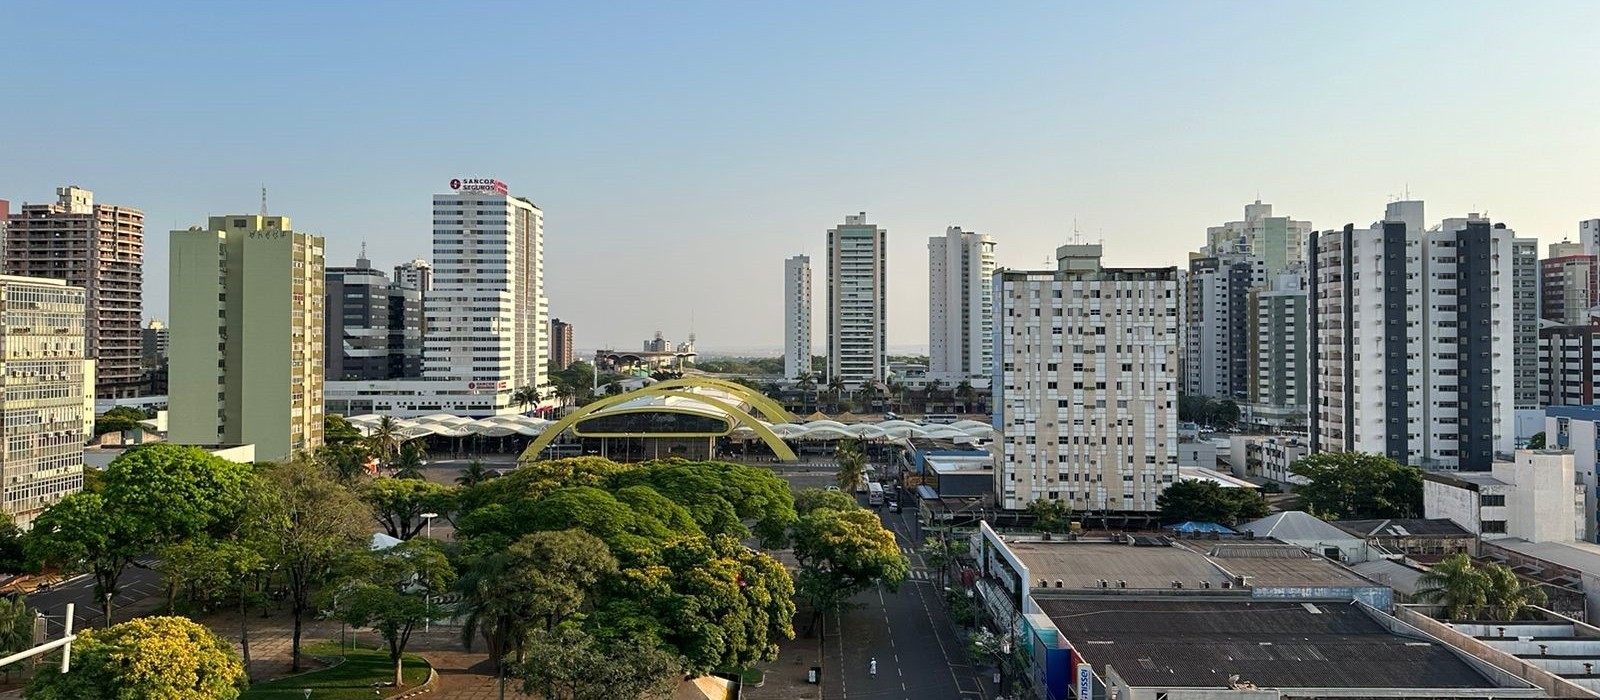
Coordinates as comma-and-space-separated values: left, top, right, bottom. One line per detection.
923, 413, 959, 425
867, 481, 885, 506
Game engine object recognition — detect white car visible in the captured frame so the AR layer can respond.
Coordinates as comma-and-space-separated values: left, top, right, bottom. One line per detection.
826, 485, 841, 492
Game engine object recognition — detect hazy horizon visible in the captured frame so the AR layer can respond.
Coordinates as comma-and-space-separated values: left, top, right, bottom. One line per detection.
3, 1, 1597, 348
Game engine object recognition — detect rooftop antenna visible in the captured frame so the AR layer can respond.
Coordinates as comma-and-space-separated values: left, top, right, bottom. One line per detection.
260, 185, 268, 216
1404, 183, 1410, 201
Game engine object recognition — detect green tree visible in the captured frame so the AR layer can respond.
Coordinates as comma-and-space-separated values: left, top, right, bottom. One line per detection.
316, 442, 374, 485
100, 444, 255, 547
458, 529, 618, 692
366, 415, 406, 466
456, 460, 493, 487
1482, 561, 1548, 620
0, 595, 34, 679
325, 538, 456, 687
251, 456, 372, 672
790, 496, 908, 631
1526, 432, 1547, 449
514, 385, 543, 413
1025, 498, 1074, 533
521, 623, 680, 700
922, 537, 963, 590
1415, 553, 1489, 620
794, 487, 857, 515
324, 414, 366, 445
834, 440, 869, 492
608, 460, 797, 548
25, 616, 247, 700
391, 440, 428, 479
1290, 452, 1423, 519
156, 538, 267, 676
0, 513, 29, 574
363, 478, 456, 541
1215, 399, 1241, 427
26, 493, 141, 623
1155, 480, 1269, 527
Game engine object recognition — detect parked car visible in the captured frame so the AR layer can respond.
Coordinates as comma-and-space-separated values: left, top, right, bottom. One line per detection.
887, 500, 901, 513
826, 485, 841, 492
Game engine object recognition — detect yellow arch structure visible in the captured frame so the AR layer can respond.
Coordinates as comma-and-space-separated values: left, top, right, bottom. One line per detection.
645, 376, 792, 422
519, 381, 798, 462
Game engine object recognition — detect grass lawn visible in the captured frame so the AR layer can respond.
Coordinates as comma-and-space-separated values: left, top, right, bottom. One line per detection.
241, 641, 431, 699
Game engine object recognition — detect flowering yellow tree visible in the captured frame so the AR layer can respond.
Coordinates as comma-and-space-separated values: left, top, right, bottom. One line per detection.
26, 616, 247, 700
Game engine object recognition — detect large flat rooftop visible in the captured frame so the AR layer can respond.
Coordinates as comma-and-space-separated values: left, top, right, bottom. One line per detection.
1039, 599, 1503, 690
1004, 539, 1380, 591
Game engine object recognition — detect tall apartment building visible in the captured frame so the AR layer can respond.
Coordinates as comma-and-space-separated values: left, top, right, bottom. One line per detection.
1512, 237, 1540, 410
826, 212, 887, 387
1203, 200, 1312, 276
928, 226, 996, 383
992, 244, 1181, 511
1246, 269, 1308, 427
325, 253, 423, 381
1581, 219, 1600, 256
0, 275, 87, 527
1310, 202, 1518, 471
5, 186, 144, 398
425, 178, 546, 400
783, 255, 812, 380
394, 258, 432, 292
169, 215, 325, 461
1539, 323, 1600, 407
0, 200, 8, 261
141, 319, 169, 396
550, 318, 573, 371
1542, 240, 1597, 327
1183, 254, 1265, 400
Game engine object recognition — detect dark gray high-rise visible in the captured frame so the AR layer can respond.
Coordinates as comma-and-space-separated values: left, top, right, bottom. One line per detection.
326, 254, 424, 381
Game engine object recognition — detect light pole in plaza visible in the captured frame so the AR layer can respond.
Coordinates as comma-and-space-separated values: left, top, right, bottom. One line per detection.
420, 512, 439, 540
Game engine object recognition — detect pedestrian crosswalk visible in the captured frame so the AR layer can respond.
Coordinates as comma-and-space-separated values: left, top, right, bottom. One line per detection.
905, 569, 934, 581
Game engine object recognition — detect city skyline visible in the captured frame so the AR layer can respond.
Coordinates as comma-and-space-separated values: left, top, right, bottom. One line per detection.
3, 1, 1597, 349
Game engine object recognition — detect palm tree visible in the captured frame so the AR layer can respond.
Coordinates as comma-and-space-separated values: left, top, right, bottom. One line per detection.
1415, 553, 1489, 620
512, 386, 542, 413
1481, 563, 1547, 620
956, 380, 975, 413
456, 460, 492, 487
825, 375, 848, 413
392, 440, 428, 479
835, 439, 869, 491
366, 415, 405, 467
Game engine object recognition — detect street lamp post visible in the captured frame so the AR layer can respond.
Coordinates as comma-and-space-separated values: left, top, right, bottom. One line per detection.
420, 512, 439, 540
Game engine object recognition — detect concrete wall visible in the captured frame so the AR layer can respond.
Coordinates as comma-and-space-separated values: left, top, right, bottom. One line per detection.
1497, 451, 1580, 543
1425, 478, 1485, 536
1251, 586, 1392, 611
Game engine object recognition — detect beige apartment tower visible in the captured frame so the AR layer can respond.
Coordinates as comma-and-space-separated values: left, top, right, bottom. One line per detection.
5, 186, 145, 398
993, 245, 1181, 511
169, 215, 324, 461
0, 275, 87, 527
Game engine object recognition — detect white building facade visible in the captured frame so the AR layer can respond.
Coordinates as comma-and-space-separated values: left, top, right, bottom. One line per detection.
426, 178, 546, 400
992, 244, 1181, 511
928, 226, 996, 384
826, 212, 887, 387
1246, 269, 1308, 427
1310, 201, 1518, 471
783, 255, 812, 380
0, 275, 86, 527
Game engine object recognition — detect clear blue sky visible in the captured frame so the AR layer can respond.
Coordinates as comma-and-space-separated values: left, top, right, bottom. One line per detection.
3, 1, 1596, 352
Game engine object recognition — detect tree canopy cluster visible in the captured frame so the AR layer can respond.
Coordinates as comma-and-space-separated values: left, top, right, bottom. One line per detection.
453, 457, 800, 695
1155, 480, 1270, 527
1415, 553, 1548, 620
1289, 452, 1424, 520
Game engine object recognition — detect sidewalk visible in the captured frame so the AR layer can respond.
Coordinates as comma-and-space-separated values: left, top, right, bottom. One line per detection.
745, 608, 823, 700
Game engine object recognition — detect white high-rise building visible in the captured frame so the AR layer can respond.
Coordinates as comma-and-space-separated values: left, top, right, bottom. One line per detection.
826, 212, 887, 388
1310, 201, 1519, 471
425, 178, 546, 404
993, 244, 1181, 511
0, 274, 86, 527
783, 255, 812, 380
394, 258, 432, 292
928, 226, 996, 384
1245, 269, 1309, 428
1203, 200, 1312, 276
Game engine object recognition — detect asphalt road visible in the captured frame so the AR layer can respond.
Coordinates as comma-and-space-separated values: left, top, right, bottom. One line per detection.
821, 493, 985, 700
29, 557, 164, 634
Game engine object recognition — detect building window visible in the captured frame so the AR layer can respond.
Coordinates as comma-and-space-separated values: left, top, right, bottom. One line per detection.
1480, 494, 1505, 507
1482, 520, 1508, 534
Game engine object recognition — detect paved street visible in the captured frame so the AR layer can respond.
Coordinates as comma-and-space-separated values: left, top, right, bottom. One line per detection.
29, 557, 164, 634
822, 500, 984, 700
768, 464, 984, 700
